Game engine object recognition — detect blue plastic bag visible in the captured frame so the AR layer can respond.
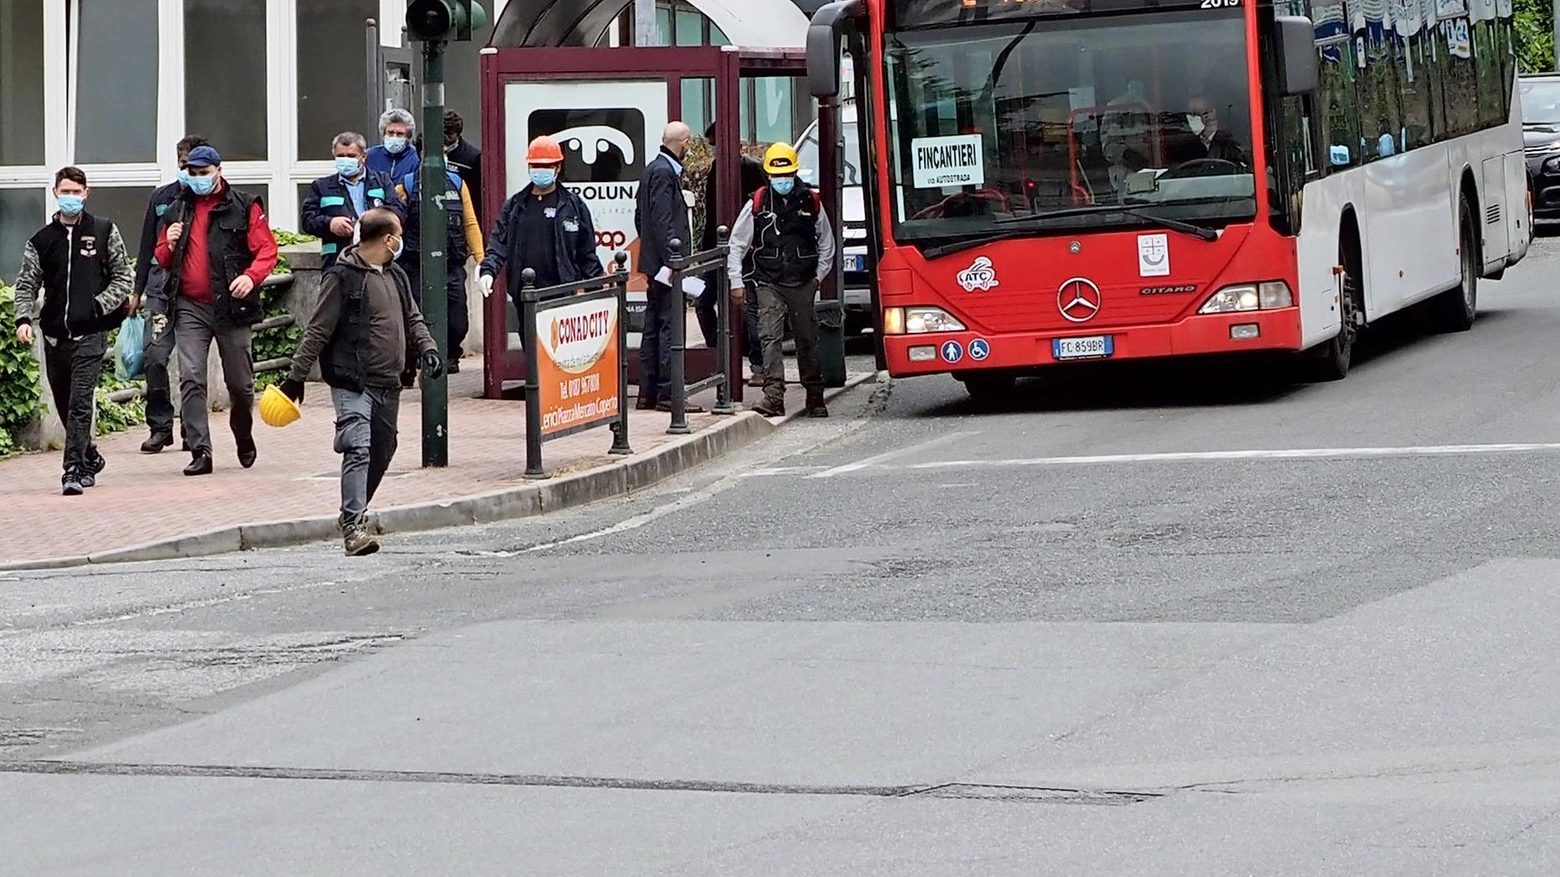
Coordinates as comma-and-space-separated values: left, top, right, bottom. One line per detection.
115, 314, 145, 381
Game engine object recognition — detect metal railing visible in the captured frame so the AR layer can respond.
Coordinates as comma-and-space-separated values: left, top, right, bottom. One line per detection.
518, 253, 634, 479
663, 228, 734, 434
104, 272, 297, 403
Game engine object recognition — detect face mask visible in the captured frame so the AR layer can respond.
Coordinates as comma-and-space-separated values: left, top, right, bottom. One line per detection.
770, 177, 796, 196
1187, 114, 1207, 137
176, 168, 192, 188
56, 195, 85, 216
388, 235, 404, 261
189, 174, 217, 196
335, 156, 362, 178
383, 135, 408, 155
529, 168, 557, 189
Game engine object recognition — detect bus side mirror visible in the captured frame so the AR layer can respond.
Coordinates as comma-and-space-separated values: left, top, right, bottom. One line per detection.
1275, 16, 1319, 96
807, 0, 865, 98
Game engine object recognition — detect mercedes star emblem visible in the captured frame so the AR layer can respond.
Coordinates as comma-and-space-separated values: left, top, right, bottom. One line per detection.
1057, 277, 1102, 323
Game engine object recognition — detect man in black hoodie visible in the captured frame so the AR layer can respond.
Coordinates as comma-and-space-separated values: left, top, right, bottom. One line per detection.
279, 208, 442, 557
12, 167, 134, 495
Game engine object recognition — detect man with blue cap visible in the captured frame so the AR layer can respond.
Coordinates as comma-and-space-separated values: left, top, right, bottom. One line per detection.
154, 144, 279, 477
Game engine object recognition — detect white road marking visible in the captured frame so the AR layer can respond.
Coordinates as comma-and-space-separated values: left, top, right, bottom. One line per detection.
740, 466, 828, 477
861, 442, 1560, 473
807, 430, 982, 479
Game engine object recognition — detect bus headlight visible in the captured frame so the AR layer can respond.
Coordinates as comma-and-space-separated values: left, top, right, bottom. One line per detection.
884, 306, 967, 335
1198, 281, 1294, 314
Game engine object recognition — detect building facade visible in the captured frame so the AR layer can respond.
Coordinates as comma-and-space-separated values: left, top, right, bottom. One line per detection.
0, 0, 812, 281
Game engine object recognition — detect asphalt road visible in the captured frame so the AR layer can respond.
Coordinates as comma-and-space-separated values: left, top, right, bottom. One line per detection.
7, 233, 1560, 874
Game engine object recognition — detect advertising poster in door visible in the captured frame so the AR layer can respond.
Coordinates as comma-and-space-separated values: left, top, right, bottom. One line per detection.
505, 79, 669, 346
535, 294, 621, 438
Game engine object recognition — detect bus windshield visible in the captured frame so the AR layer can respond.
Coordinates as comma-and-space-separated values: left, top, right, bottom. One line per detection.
884, 9, 1257, 245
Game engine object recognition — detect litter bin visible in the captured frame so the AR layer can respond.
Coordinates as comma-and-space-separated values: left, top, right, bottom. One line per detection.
815, 299, 846, 388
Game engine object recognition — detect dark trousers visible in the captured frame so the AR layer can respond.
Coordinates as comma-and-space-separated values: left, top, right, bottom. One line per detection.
639, 280, 679, 403
743, 283, 762, 369
174, 295, 254, 456
43, 333, 105, 474
404, 260, 470, 358
757, 281, 823, 403
696, 272, 719, 348
330, 386, 400, 531
699, 275, 761, 369
142, 296, 178, 435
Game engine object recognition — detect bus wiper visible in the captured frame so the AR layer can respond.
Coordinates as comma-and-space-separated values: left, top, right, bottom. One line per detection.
994, 205, 1220, 242
919, 231, 1027, 261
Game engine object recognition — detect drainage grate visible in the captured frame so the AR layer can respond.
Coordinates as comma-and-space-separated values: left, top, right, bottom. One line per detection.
908, 784, 1159, 805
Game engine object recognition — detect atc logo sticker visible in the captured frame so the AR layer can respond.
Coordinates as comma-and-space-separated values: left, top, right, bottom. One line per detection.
529, 108, 646, 183
1137, 233, 1169, 277
956, 255, 999, 292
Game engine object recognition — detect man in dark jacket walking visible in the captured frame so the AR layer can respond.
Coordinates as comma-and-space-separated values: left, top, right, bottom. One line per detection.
301, 132, 405, 270
279, 208, 441, 557
633, 120, 702, 413
154, 145, 279, 477
442, 109, 483, 221
12, 167, 134, 495
133, 133, 207, 454
478, 135, 603, 341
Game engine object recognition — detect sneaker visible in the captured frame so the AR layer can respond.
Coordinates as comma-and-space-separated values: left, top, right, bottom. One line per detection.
79, 471, 96, 489
141, 430, 173, 453
747, 370, 766, 388
752, 397, 785, 418
344, 528, 380, 557
87, 448, 106, 475
61, 469, 83, 496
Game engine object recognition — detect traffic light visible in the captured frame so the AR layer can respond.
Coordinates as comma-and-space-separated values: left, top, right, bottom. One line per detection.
405, 0, 487, 42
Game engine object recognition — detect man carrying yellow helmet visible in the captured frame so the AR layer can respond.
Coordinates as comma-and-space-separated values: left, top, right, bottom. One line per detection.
726, 142, 837, 418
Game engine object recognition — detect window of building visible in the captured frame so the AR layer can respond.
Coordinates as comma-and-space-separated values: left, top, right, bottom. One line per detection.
74, 0, 160, 164
83, 186, 157, 258
754, 77, 795, 145
0, 188, 46, 281
184, 0, 268, 162
296, 0, 377, 160
0, 0, 47, 167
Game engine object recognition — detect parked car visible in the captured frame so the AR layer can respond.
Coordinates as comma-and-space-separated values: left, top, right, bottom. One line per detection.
795, 104, 873, 334
1520, 73, 1560, 218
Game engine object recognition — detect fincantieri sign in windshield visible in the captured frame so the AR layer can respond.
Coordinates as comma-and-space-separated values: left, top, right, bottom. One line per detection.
911, 134, 986, 188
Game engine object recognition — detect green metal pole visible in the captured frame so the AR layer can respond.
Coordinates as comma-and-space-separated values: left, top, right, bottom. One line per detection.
419, 38, 449, 467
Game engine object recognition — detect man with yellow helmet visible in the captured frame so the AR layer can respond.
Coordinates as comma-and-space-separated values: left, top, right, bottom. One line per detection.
726, 142, 837, 418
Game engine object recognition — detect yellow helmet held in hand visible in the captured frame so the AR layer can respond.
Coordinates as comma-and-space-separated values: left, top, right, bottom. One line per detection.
259, 383, 302, 428
762, 142, 800, 176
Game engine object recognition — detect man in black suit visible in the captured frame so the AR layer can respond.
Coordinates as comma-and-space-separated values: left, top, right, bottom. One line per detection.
633, 120, 702, 413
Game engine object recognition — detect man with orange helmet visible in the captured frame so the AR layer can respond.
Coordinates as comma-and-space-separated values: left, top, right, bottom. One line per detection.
477, 135, 604, 342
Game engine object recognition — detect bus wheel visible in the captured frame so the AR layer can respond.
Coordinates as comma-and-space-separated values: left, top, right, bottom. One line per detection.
1429, 196, 1478, 333
960, 373, 1017, 404
1308, 240, 1361, 382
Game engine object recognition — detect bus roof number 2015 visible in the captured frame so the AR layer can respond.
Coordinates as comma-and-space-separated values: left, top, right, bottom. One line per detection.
1200, 0, 1241, 8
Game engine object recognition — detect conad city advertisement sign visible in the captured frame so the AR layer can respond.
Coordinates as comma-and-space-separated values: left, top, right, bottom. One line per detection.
535, 293, 622, 438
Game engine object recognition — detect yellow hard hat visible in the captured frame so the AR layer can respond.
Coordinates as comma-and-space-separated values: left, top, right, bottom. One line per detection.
259, 383, 302, 428
762, 142, 800, 176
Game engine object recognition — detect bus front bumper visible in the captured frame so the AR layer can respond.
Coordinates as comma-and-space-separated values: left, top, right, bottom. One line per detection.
883, 308, 1304, 377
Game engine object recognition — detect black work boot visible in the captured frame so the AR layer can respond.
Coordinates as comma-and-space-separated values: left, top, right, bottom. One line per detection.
805, 391, 829, 419
142, 429, 173, 453
184, 452, 214, 477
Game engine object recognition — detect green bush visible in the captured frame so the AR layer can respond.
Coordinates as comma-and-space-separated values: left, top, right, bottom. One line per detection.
0, 286, 41, 457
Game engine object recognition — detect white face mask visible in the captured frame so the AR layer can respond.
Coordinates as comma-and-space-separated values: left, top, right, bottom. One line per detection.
1187, 114, 1207, 137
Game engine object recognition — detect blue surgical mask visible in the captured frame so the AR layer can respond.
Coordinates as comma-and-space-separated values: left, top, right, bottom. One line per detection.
383, 135, 408, 155
335, 156, 362, 178
56, 195, 85, 217
529, 168, 557, 189
770, 177, 796, 196
176, 168, 192, 189
188, 174, 217, 196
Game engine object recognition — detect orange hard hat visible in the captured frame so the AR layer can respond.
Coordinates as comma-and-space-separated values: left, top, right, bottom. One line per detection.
527, 135, 564, 165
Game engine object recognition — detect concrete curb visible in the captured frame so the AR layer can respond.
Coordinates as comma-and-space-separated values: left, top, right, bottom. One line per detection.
5, 372, 880, 572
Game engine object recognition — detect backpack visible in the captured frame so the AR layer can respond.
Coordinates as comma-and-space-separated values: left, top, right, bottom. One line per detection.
751, 185, 822, 217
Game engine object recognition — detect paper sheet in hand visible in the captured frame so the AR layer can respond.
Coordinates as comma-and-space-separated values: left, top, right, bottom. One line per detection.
681, 276, 705, 299
654, 266, 673, 286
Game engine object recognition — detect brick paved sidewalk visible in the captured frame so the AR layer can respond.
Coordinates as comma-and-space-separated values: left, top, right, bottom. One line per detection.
0, 356, 820, 566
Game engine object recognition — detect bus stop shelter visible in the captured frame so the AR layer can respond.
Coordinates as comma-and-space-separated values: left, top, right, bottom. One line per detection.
479, 0, 838, 402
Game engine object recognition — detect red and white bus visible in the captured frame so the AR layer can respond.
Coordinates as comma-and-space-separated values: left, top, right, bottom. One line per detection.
805, 0, 1531, 396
